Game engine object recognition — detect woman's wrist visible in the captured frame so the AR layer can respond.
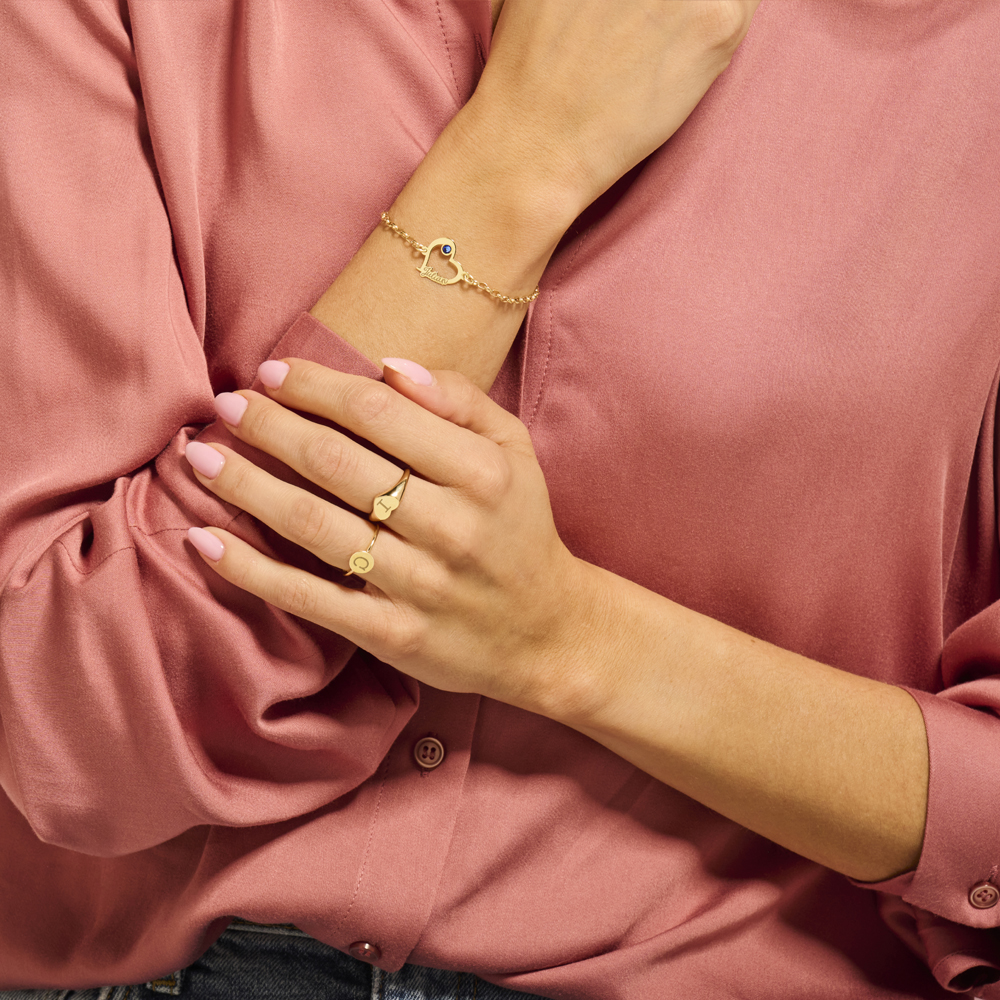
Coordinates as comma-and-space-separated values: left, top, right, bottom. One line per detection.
506, 557, 635, 726
308, 100, 586, 390
387, 100, 584, 298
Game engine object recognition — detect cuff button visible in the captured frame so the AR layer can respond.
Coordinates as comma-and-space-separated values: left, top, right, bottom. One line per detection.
969, 882, 999, 909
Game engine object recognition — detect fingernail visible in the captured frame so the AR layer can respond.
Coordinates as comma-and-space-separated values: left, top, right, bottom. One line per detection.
185, 441, 225, 479
382, 357, 434, 386
214, 392, 248, 427
258, 360, 290, 389
187, 526, 225, 562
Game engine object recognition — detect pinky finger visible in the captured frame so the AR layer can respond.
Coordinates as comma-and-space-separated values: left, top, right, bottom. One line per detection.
186, 525, 374, 640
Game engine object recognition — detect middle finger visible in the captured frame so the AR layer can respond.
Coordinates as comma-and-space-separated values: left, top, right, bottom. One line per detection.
217, 389, 436, 538
187, 439, 413, 585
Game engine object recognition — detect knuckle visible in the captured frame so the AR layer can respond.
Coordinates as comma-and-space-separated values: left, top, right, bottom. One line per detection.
273, 571, 318, 619
411, 559, 455, 610
466, 452, 512, 505
284, 492, 335, 551
438, 511, 483, 568
452, 376, 482, 413
295, 360, 332, 399
366, 592, 428, 659
364, 606, 399, 653
226, 547, 258, 592
300, 429, 356, 489
340, 380, 395, 429
238, 397, 273, 442
387, 612, 427, 661
222, 458, 255, 499
694, 2, 752, 53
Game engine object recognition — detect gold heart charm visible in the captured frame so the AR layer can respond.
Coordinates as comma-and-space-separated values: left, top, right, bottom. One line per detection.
370, 470, 410, 522
371, 494, 400, 521
417, 238, 464, 286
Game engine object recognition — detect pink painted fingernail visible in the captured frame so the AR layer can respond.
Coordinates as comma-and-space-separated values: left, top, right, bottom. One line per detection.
382, 357, 433, 386
214, 392, 248, 427
258, 360, 290, 389
187, 526, 225, 562
185, 441, 225, 479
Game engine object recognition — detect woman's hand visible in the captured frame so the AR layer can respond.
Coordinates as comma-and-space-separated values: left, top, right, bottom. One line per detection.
185, 360, 598, 711
186, 358, 929, 884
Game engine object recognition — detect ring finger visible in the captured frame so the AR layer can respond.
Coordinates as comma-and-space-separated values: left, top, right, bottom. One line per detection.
216, 389, 435, 539
186, 439, 410, 584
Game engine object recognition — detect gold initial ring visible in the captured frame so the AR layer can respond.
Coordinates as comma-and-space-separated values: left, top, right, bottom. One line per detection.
345, 523, 379, 576
370, 468, 411, 522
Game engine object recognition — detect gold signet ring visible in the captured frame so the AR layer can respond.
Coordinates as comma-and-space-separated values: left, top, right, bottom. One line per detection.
345, 523, 379, 576
370, 468, 411, 522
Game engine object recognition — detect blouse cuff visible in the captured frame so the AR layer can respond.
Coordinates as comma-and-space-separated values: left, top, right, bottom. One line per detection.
264, 311, 384, 382
849, 686, 1000, 993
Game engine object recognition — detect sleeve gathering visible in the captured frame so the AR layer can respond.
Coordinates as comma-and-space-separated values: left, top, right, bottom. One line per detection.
0, 0, 416, 857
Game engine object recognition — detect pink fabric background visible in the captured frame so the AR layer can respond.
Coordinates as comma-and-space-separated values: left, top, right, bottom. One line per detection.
2, 1, 1000, 996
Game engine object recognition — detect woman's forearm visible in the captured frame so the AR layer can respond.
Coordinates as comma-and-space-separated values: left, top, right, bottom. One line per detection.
310, 102, 578, 391
533, 561, 929, 883
309, 0, 761, 391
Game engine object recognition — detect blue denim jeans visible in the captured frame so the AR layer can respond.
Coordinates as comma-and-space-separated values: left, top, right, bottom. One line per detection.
0, 921, 542, 1000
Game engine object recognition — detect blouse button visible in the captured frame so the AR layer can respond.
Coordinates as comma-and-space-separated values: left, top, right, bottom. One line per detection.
969, 882, 1000, 909
348, 941, 382, 962
413, 736, 446, 770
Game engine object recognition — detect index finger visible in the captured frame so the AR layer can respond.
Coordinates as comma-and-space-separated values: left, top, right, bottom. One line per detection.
259, 359, 489, 487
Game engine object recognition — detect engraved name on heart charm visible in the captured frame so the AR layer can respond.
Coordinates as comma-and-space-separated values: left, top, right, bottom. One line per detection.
417, 238, 464, 286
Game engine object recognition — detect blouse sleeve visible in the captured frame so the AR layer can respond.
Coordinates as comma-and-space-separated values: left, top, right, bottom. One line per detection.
0, 0, 417, 857
849, 672, 1000, 996
848, 375, 1000, 996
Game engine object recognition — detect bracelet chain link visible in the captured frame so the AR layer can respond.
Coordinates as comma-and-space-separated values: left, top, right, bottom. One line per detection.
380, 212, 540, 307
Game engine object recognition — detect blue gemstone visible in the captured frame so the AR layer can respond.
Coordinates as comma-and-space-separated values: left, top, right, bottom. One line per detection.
443, 245, 452, 254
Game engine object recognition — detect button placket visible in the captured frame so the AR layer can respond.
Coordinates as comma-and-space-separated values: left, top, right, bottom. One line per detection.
338, 691, 480, 970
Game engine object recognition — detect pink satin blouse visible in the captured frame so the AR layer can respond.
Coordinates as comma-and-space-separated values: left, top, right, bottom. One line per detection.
3, 1, 1000, 996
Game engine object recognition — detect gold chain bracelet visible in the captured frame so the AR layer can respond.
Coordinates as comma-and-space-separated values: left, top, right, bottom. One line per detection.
380, 212, 540, 307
